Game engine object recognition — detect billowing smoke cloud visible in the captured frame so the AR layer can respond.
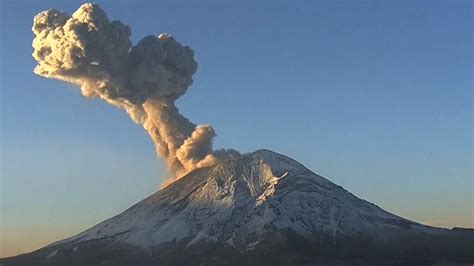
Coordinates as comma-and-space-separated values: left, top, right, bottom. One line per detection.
32, 3, 240, 184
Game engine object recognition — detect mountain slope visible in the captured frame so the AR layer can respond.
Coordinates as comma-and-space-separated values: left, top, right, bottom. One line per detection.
2, 150, 473, 265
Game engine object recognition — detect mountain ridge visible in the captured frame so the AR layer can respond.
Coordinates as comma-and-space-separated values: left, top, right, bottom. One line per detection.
2, 149, 473, 265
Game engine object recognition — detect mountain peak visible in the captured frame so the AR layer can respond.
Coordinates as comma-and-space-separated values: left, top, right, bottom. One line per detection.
6, 149, 472, 265
47, 149, 405, 250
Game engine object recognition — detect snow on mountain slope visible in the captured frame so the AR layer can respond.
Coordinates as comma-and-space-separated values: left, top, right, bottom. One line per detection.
51, 149, 447, 252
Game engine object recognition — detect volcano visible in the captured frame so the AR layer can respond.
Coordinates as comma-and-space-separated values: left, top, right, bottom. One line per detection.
2, 150, 473, 265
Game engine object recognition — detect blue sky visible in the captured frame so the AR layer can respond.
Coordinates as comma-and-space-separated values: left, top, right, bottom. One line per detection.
1, 0, 472, 257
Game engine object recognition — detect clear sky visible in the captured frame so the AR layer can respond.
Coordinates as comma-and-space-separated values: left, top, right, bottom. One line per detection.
0, 0, 472, 258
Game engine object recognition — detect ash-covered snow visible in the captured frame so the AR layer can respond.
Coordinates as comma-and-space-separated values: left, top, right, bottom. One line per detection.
53, 149, 449, 252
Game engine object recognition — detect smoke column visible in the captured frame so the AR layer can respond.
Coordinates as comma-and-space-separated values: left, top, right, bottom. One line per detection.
32, 3, 240, 185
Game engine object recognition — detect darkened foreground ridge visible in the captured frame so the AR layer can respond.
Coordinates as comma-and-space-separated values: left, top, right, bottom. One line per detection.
2, 150, 473, 266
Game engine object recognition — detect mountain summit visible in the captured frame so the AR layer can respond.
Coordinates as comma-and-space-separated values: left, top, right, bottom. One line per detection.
3, 150, 473, 265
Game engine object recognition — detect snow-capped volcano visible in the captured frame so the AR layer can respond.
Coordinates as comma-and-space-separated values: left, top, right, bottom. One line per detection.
3, 150, 473, 265
58, 149, 426, 249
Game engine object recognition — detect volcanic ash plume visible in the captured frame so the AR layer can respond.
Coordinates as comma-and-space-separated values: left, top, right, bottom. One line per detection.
32, 3, 240, 183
